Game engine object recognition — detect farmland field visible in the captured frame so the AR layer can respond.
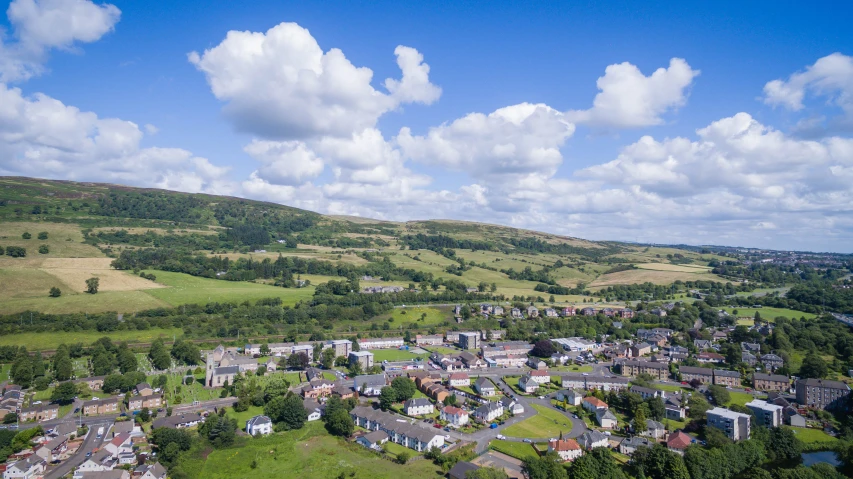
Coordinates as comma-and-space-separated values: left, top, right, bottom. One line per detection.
502, 404, 574, 439
0, 328, 182, 350
636, 263, 712, 272
143, 270, 315, 306
722, 307, 815, 321
589, 268, 727, 288
44, 258, 166, 293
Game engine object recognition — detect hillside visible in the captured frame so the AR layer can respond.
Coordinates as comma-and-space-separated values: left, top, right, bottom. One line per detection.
0, 176, 730, 315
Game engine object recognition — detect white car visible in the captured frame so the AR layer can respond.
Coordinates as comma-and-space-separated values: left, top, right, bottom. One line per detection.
496, 434, 506, 440
538, 396, 545, 399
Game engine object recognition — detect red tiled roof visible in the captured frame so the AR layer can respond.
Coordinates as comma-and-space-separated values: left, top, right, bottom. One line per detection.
530, 370, 550, 376
549, 438, 580, 451
449, 373, 469, 380
582, 397, 608, 408
442, 406, 466, 415
667, 431, 692, 449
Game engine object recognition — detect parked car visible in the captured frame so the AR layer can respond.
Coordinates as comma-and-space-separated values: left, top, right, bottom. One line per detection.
433, 424, 441, 429
496, 434, 506, 440
523, 439, 533, 443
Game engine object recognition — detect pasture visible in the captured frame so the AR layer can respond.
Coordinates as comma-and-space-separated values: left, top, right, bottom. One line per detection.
143, 270, 315, 307
722, 307, 815, 321
589, 268, 727, 288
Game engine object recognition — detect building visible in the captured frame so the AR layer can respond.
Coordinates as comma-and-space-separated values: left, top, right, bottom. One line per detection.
83, 398, 119, 416
348, 351, 375, 369
304, 398, 323, 421
3, 456, 46, 479
353, 374, 387, 396
458, 332, 480, 350
556, 389, 584, 406
746, 399, 783, 428
135, 383, 154, 396
501, 396, 525, 415
596, 409, 618, 429
641, 419, 666, 439
526, 306, 539, 318
481, 329, 505, 340
619, 437, 651, 455
760, 354, 784, 372
440, 406, 469, 426
577, 430, 608, 450
548, 438, 583, 462
697, 352, 725, 364
459, 351, 485, 369
473, 377, 496, 396
104, 433, 132, 457
707, 407, 751, 441
481, 342, 533, 359
630, 385, 665, 400
795, 378, 851, 411
357, 337, 404, 350
152, 413, 203, 429
552, 337, 597, 352
18, 404, 59, 423
246, 415, 273, 436
301, 378, 334, 399
667, 431, 692, 455
445, 332, 461, 344
582, 397, 608, 413
527, 358, 547, 370
415, 334, 443, 346
713, 369, 741, 387
325, 339, 352, 358
620, 360, 669, 380
742, 352, 757, 366
34, 436, 67, 462
404, 398, 434, 416
356, 430, 389, 450
350, 406, 445, 452
630, 343, 653, 357
448, 373, 470, 387
448, 462, 481, 479
135, 463, 168, 479
128, 394, 163, 411
752, 373, 790, 392
679, 366, 714, 384
472, 402, 504, 423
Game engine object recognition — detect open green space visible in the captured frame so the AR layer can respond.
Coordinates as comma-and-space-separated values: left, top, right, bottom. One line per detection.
0, 289, 173, 315
143, 270, 315, 307
728, 391, 760, 407
722, 307, 815, 321
369, 349, 430, 362
502, 404, 573, 439
226, 405, 266, 431
551, 365, 593, 373
189, 421, 443, 479
376, 306, 452, 327
0, 328, 183, 350
489, 439, 539, 460
784, 426, 839, 444
424, 345, 458, 355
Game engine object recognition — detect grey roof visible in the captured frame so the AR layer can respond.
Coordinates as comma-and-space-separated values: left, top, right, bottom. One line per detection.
449, 461, 480, 479
753, 373, 790, 383
579, 430, 608, 444
714, 369, 741, 378
680, 366, 713, 375
474, 377, 494, 389
797, 378, 850, 390
353, 374, 387, 389
761, 353, 784, 361
350, 406, 442, 444
646, 419, 665, 430
152, 412, 202, 429
362, 430, 389, 444
213, 365, 239, 375
474, 402, 503, 416
596, 409, 617, 421
404, 398, 432, 409
113, 420, 134, 435
629, 385, 658, 395
621, 436, 652, 448
246, 415, 272, 427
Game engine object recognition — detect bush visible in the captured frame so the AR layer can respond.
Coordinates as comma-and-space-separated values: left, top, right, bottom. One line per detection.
5, 246, 26, 258
395, 451, 411, 464
38, 245, 49, 254
49, 287, 61, 298
21, 232, 31, 239
37, 232, 48, 240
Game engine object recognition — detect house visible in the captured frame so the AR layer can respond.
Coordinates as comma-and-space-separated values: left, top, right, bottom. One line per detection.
356, 430, 389, 450
618, 308, 635, 319
526, 306, 539, 318
459, 351, 485, 369
620, 360, 669, 380
746, 399, 783, 428
741, 342, 761, 353
796, 378, 851, 411
707, 407, 751, 441
650, 308, 667, 317
246, 415, 273, 435
472, 402, 504, 423
550, 353, 570, 365
697, 352, 725, 364
353, 374, 387, 396
473, 377, 496, 396
481, 329, 505, 341
112, 420, 138, 437
481, 342, 533, 359
760, 354, 784, 372
581, 307, 596, 316
752, 373, 790, 392
152, 413, 202, 429
440, 406, 469, 426
544, 308, 558, 318
561, 307, 577, 317
350, 406, 445, 452
693, 339, 712, 350
596, 409, 618, 429
303, 379, 336, 399
500, 396, 524, 415
492, 307, 505, 317
3, 456, 46, 479
104, 433, 132, 458
83, 397, 120, 416
665, 395, 687, 420
577, 430, 608, 450
34, 436, 67, 462
403, 398, 434, 416
527, 357, 547, 370
332, 383, 356, 399
135, 383, 154, 396
415, 335, 443, 346
630, 385, 665, 400
630, 343, 652, 358
619, 436, 651, 455
448, 462, 481, 479
741, 351, 757, 366
511, 308, 522, 319
667, 431, 692, 455
348, 351, 375, 369
582, 397, 608, 413
73, 376, 106, 391
128, 394, 163, 411
423, 383, 450, 403
517, 374, 539, 394
548, 438, 583, 462
713, 369, 741, 387
304, 398, 323, 421
641, 419, 666, 439
585, 376, 630, 392
679, 366, 714, 384
18, 404, 59, 423
357, 337, 404, 350
76, 449, 117, 474
135, 463, 167, 479
556, 389, 584, 406
448, 373, 471, 387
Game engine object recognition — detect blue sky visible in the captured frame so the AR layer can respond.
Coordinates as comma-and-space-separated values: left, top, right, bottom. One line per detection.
1, 0, 853, 251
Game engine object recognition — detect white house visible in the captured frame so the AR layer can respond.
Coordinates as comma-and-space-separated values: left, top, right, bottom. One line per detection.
641, 419, 667, 439
440, 406, 469, 426
448, 373, 471, 387
548, 438, 583, 462
473, 377, 496, 396
556, 389, 584, 406
528, 370, 551, 385
246, 415, 273, 436
3, 456, 46, 479
500, 397, 524, 415
517, 374, 540, 394
356, 430, 389, 450
577, 430, 609, 450
596, 409, 618, 429
303, 399, 323, 422
472, 402, 504, 423
104, 433, 133, 457
582, 397, 608, 413
404, 398, 435, 416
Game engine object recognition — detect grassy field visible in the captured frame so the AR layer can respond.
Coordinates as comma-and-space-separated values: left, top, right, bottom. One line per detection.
143, 270, 316, 307
192, 421, 443, 479
784, 426, 839, 444
636, 263, 712, 273
728, 391, 761, 407
589, 268, 727, 288
0, 328, 183, 350
369, 349, 430, 362
226, 405, 266, 431
375, 307, 453, 327
489, 440, 539, 460
502, 404, 573, 439
722, 307, 815, 321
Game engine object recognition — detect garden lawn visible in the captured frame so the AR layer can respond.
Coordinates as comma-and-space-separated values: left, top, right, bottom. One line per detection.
785, 426, 839, 444
489, 440, 539, 460
502, 404, 573, 439
192, 422, 443, 479
369, 349, 430, 362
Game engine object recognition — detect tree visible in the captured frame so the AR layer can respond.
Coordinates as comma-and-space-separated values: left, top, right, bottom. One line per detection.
199, 413, 237, 447
348, 359, 363, 377
687, 395, 710, 419
5, 246, 26, 257
320, 348, 336, 369
11, 355, 33, 388
49, 287, 61, 297
530, 339, 557, 358
703, 425, 732, 448
632, 404, 648, 433
21, 232, 31, 239
379, 386, 397, 410
37, 232, 48, 240
138, 407, 151, 423
522, 452, 568, 479
395, 450, 411, 464
85, 277, 99, 294
38, 245, 49, 254
799, 351, 828, 379
50, 381, 78, 404
148, 339, 172, 370
325, 408, 354, 437
259, 342, 270, 356
630, 444, 689, 479
647, 397, 666, 421
265, 394, 306, 430
766, 426, 802, 463
287, 352, 309, 370
117, 344, 138, 374
569, 448, 628, 479
53, 351, 72, 381
707, 385, 731, 406
171, 339, 202, 365
739, 467, 773, 479
390, 377, 416, 402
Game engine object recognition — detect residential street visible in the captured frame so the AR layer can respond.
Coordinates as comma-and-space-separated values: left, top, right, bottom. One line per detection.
44, 421, 112, 479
